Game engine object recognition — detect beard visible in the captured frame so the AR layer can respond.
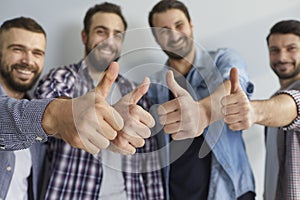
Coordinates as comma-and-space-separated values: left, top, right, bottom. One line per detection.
161, 34, 194, 60
85, 40, 121, 72
271, 61, 300, 79
0, 62, 41, 92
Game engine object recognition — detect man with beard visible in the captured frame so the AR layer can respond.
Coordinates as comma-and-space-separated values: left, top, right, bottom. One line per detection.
35, 2, 164, 200
223, 20, 300, 200
147, 0, 255, 199
0, 16, 126, 200
0, 16, 48, 200
0, 15, 153, 200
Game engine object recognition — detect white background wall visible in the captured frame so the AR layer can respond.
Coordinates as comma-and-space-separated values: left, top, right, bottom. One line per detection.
1, 1, 300, 199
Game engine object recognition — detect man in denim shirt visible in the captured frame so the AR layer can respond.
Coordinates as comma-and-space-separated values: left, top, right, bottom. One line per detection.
147, 0, 255, 199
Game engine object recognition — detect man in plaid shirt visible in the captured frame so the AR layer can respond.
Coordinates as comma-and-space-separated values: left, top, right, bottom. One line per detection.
223, 20, 300, 200
35, 3, 163, 200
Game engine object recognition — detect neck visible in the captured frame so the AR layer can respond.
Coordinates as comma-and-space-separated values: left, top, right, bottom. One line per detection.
87, 64, 105, 83
168, 46, 195, 76
84, 58, 107, 83
279, 73, 300, 89
0, 77, 25, 99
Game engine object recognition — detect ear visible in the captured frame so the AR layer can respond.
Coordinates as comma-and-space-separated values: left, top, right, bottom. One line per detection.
152, 29, 160, 45
190, 20, 194, 32
81, 30, 87, 45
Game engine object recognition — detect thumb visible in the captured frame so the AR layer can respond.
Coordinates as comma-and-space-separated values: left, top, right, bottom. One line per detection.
230, 67, 241, 94
124, 77, 150, 104
95, 62, 119, 98
166, 70, 188, 97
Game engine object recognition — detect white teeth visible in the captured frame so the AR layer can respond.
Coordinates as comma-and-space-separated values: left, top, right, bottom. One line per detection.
99, 48, 113, 55
17, 69, 32, 75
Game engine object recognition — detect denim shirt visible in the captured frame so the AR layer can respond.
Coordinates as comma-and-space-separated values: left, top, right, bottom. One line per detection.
148, 47, 255, 200
0, 84, 48, 200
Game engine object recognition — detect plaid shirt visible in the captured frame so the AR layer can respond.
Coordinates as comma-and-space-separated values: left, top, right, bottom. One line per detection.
264, 83, 300, 200
35, 60, 164, 200
275, 89, 300, 200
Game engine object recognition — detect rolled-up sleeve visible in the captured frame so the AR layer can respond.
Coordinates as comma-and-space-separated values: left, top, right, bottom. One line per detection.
277, 90, 300, 130
214, 48, 254, 98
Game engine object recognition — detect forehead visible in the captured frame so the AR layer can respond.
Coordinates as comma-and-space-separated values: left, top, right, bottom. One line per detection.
1, 28, 46, 50
152, 9, 188, 27
90, 12, 125, 32
269, 33, 300, 47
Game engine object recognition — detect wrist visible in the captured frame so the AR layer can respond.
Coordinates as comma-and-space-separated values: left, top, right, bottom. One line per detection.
42, 98, 70, 135
198, 100, 210, 128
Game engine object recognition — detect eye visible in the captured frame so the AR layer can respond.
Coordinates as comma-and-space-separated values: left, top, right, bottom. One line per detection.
287, 46, 298, 52
12, 47, 24, 52
114, 32, 124, 41
269, 48, 280, 55
158, 28, 168, 35
33, 50, 44, 57
96, 28, 106, 36
176, 23, 184, 30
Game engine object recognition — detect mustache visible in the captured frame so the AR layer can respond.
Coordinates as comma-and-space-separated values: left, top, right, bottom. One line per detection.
12, 63, 37, 72
273, 61, 294, 67
94, 42, 116, 53
167, 37, 185, 47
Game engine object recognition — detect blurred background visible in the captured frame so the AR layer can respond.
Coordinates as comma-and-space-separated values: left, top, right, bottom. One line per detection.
1, 0, 300, 199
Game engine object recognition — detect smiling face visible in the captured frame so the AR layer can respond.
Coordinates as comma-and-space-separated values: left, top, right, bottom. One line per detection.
151, 8, 194, 60
268, 33, 300, 80
82, 12, 125, 72
0, 27, 46, 93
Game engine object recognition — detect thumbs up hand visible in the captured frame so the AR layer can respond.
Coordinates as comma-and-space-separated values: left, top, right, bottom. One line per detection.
45, 62, 124, 155
157, 70, 206, 140
71, 62, 124, 154
222, 67, 254, 130
109, 77, 155, 155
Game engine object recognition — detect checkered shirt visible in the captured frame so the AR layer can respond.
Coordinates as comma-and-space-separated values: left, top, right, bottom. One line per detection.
35, 60, 164, 200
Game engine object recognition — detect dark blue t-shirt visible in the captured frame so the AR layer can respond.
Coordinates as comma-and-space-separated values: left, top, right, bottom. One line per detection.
169, 135, 212, 200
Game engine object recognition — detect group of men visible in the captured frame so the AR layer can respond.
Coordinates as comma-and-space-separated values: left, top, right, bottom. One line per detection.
1, 0, 300, 200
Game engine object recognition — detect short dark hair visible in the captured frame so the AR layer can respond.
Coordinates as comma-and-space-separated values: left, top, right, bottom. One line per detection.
266, 20, 300, 45
148, 0, 191, 27
0, 16, 46, 37
83, 2, 127, 35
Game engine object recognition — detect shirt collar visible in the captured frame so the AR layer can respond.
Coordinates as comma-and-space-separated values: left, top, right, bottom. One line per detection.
80, 59, 123, 87
164, 45, 207, 88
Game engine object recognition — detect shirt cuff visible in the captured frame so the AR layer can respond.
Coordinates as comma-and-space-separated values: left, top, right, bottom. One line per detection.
276, 90, 300, 130
20, 98, 55, 142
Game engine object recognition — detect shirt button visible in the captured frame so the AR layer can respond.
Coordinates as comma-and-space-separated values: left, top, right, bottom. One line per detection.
224, 164, 230, 169
6, 166, 11, 171
36, 136, 43, 141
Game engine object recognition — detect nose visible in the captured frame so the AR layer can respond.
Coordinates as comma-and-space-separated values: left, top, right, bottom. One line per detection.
21, 51, 34, 66
277, 50, 289, 62
168, 29, 181, 42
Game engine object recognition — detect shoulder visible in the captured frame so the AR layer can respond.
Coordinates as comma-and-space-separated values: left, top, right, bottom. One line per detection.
149, 67, 168, 83
209, 48, 243, 62
44, 62, 81, 80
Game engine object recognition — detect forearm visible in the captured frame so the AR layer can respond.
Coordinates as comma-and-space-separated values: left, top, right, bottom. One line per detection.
252, 93, 298, 127
41, 97, 71, 135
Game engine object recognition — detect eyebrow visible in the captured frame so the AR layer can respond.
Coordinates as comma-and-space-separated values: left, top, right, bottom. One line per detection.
93, 25, 124, 34
159, 19, 184, 30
